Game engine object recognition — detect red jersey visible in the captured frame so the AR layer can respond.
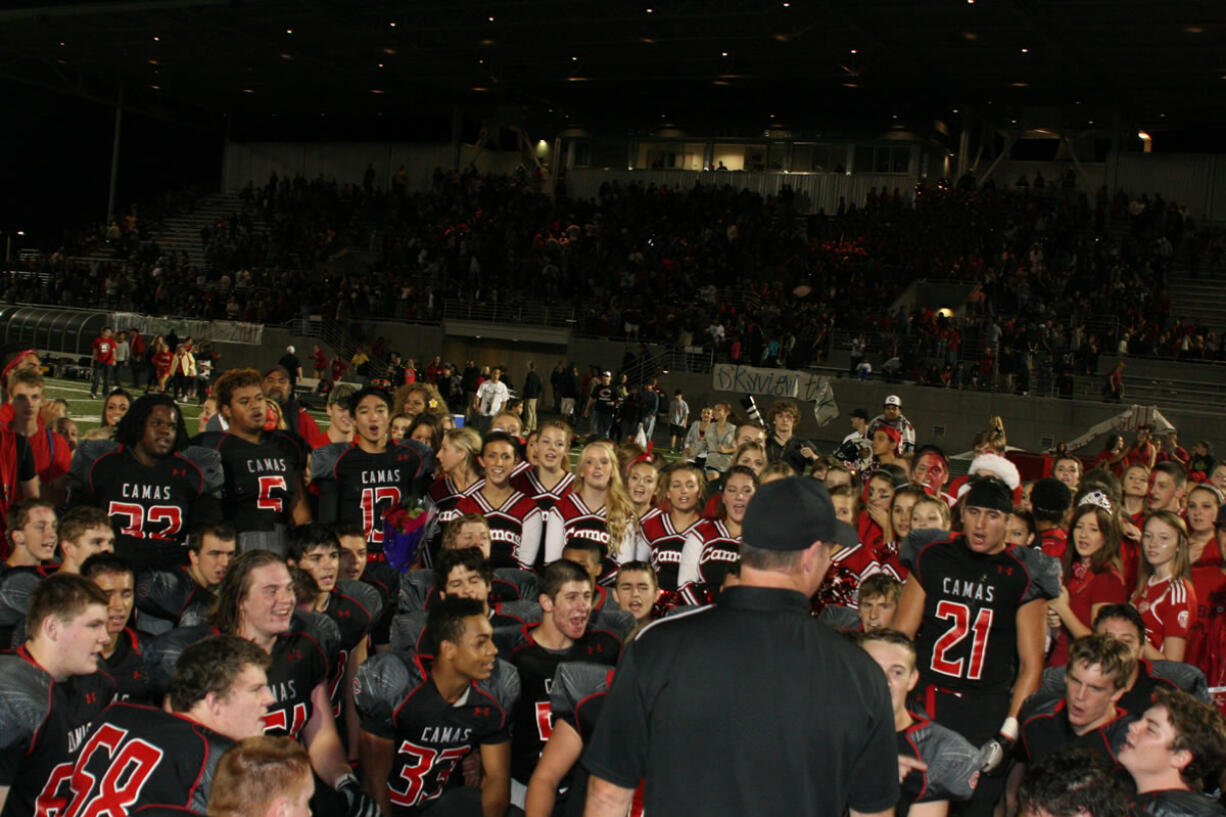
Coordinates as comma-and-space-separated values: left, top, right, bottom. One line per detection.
1039, 528, 1068, 561
1133, 576, 1197, 654
1188, 542, 1226, 670
153, 350, 173, 375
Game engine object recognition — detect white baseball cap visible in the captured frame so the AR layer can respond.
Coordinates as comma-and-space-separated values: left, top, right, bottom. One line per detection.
884, 395, 901, 407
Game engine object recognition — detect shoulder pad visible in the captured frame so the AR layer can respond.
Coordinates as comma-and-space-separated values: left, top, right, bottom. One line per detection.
818, 604, 862, 632
1134, 790, 1226, 817
399, 439, 434, 477
478, 657, 521, 714
361, 562, 399, 604
135, 570, 191, 619
1035, 665, 1067, 702
399, 570, 437, 613
900, 529, 951, 573
0, 570, 41, 624
292, 610, 341, 660
1014, 546, 1061, 602
337, 578, 383, 622
354, 652, 423, 740
550, 661, 612, 723
493, 568, 538, 600
146, 626, 213, 697
907, 719, 980, 802
495, 601, 541, 626
309, 442, 349, 482
68, 439, 119, 490
189, 431, 223, 449
493, 623, 530, 656
179, 446, 224, 495
1020, 695, 1062, 724
389, 612, 429, 654
0, 657, 51, 750
591, 608, 636, 642
1152, 660, 1212, 702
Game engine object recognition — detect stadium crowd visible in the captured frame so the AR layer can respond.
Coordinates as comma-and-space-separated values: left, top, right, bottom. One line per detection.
5, 171, 1224, 390
2, 332, 1226, 817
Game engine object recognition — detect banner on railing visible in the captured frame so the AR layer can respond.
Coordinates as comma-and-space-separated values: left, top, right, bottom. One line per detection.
711, 364, 839, 425
111, 313, 264, 345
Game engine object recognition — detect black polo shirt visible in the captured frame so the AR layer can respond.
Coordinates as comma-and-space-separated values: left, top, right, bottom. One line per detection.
582, 585, 898, 817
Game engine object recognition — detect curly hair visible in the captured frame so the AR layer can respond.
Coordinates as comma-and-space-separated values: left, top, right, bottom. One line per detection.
114, 393, 190, 452
1153, 687, 1226, 788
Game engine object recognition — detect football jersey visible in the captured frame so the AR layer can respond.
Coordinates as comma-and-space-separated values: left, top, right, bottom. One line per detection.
68, 441, 224, 571
896, 714, 980, 817
1018, 698, 1133, 767
0, 645, 117, 817
389, 603, 541, 655
638, 508, 701, 594
543, 494, 645, 586
905, 535, 1061, 693
145, 617, 331, 740
676, 519, 741, 606
361, 561, 400, 648
354, 652, 520, 816
510, 470, 575, 570
320, 583, 375, 718
103, 627, 153, 705
1033, 659, 1203, 717
1130, 789, 1226, 817
454, 488, 543, 571
1134, 576, 1198, 654
549, 661, 617, 817
134, 567, 214, 637
190, 430, 306, 533
58, 702, 232, 816
312, 440, 429, 546
503, 622, 624, 784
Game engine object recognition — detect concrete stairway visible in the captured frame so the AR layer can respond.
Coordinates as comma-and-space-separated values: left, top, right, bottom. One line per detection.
1167, 268, 1226, 330
143, 191, 265, 269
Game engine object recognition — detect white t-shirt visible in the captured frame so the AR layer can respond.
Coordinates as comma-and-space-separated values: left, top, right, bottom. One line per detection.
477, 380, 510, 416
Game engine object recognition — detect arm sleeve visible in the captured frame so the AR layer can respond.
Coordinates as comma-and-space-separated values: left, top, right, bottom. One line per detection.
516, 507, 543, 570
0, 573, 40, 625
542, 509, 566, 564
675, 529, 704, 601
317, 479, 341, 525
1017, 547, 1062, 603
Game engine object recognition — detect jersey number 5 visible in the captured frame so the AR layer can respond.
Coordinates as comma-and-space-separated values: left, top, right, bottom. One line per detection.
107, 502, 184, 541
389, 741, 471, 807
930, 600, 994, 680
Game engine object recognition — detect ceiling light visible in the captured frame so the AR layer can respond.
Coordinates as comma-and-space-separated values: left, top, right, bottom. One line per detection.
850, 49, 858, 54
721, 51, 729, 56
572, 56, 578, 61
152, 35, 160, 41
713, 79, 730, 85
285, 28, 293, 34
843, 81, 859, 87
150, 84, 161, 90
280, 52, 293, 60
370, 89, 384, 94
1185, 26, 1204, 33
389, 21, 397, 27
1011, 81, 1029, 87
472, 86, 489, 91
488, 15, 495, 21
242, 88, 255, 94
59, 41, 66, 46
1020, 47, 1029, 53
1137, 131, 1152, 140
641, 37, 655, 43
378, 62, 384, 68
383, 47, 397, 54
481, 38, 494, 45
148, 59, 159, 65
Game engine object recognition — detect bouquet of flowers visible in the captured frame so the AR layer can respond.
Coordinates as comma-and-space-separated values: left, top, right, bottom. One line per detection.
382, 500, 434, 573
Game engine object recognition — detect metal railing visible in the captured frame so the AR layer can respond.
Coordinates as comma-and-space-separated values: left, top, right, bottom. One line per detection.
440, 299, 576, 328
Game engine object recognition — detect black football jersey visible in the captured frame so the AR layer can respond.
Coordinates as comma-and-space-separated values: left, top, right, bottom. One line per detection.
905, 536, 1060, 693
361, 561, 399, 648
68, 441, 224, 571
191, 430, 305, 532
313, 441, 428, 546
0, 646, 117, 817
504, 623, 623, 784
548, 661, 615, 817
1018, 698, 1134, 767
321, 583, 374, 718
103, 627, 153, 705
354, 652, 520, 816
134, 567, 214, 637
896, 714, 980, 817
1033, 660, 1201, 717
59, 702, 232, 816
390, 603, 541, 655
1130, 790, 1226, 817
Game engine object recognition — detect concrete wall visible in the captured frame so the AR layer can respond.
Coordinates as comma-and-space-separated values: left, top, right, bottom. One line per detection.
655, 371, 1226, 456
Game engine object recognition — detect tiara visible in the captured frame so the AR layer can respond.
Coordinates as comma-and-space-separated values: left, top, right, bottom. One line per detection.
1077, 490, 1113, 513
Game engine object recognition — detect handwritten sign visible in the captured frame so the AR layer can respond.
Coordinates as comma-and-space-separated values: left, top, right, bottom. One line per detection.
712, 364, 839, 426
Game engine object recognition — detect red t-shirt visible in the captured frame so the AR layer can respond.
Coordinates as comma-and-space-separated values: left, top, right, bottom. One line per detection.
1047, 562, 1128, 666
1133, 576, 1197, 654
93, 336, 116, 364
20, 425, 71, 498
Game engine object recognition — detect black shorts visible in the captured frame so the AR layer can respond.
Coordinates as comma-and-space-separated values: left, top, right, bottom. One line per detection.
670, 423, 686, 437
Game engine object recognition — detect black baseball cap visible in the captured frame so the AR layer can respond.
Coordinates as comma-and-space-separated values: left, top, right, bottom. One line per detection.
851, 408, 869, 420
743, 477, 837, 551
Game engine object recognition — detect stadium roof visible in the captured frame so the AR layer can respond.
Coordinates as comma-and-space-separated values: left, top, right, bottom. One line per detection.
1, 0, 1223, 140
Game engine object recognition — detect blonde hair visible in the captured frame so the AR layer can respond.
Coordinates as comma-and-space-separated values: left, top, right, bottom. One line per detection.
912, 495, 952, 529
207, 736, 311, 817
536, 420, 573, 473
441, 427, 481, 476
973, 416, 1008, 454
575, 440, 637, 556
